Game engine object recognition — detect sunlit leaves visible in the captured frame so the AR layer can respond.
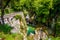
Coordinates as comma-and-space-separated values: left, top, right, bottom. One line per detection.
10, 0, 53, 23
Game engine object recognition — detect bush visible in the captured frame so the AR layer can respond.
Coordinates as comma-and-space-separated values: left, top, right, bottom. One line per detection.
0, 24, 13, 34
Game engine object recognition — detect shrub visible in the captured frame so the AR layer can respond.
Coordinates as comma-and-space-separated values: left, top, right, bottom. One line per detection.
0, 24, 13, 34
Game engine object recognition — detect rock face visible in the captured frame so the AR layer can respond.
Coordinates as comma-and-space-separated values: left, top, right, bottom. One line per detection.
0, 12, 28, 40
4, 17, 20, 33
0, 12, 27, 40
0, 12, 23, 33
11, 18, 20, 33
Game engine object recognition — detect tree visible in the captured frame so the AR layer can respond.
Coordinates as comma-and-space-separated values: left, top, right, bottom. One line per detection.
0, 0, 11, 24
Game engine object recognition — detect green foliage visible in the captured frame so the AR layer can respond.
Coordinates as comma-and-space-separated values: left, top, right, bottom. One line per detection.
23, 9, 28, 17
5, 8, 14, 14
10, 0, 26, 11
14, 15, 21, 20
5, 8, 10, 14
11, 0, 53, 23
56, 23, 60, 36
0, 10, 1, 16
0, 24, 13, 34
0, 33, 23, 40
5, 34, 14, 40
32, 0, 53, 23
27, 25, 35, 36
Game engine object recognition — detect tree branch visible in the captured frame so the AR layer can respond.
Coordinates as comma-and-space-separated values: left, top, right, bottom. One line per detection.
3, 0, 11, 9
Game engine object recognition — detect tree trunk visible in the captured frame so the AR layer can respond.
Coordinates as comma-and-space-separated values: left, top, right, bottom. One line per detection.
0, 0, 11, 24
1, 9, 5, 24
1, 0, 5, 24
